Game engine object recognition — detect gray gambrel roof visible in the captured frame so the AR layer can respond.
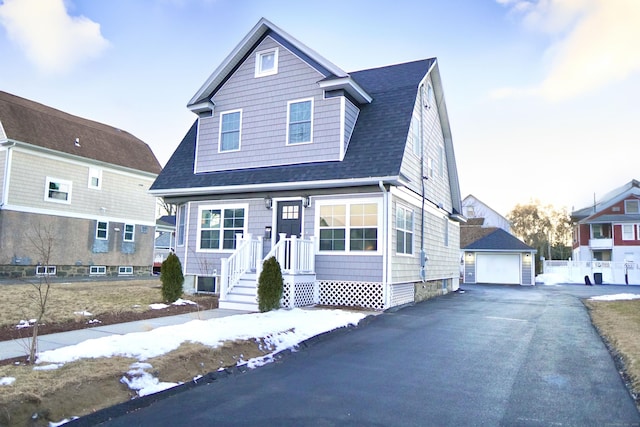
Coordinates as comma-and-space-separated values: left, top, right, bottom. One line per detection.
151, 19, 463, 215
0, 91, 162, 175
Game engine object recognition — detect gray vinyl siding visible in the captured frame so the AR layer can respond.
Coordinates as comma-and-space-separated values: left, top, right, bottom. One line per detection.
343, 98, 359, 154
182, 198, 273, 276
7, 150, 157, 223
399, 75, 453, 213
522, 253, 532, 285
315, 255, 383, 282
390, 197, 461, 284
195, 36, 342, 173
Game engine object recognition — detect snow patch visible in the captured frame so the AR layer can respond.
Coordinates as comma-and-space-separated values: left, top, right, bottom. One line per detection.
120, 362, 180, 397
0, 377, 16, 386
33, 364, 62, 371
589, 293, 640, 301
15, 319, 37, 329
149, 303, 169, 310
74, 311, 93, 317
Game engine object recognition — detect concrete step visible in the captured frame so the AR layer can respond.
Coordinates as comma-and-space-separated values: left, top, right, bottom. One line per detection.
218, 299, 258, 312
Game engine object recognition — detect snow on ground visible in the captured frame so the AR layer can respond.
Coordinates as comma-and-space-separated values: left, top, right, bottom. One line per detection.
589, 293, 640, 301
0, 376, 16, 386
34, 308, 367, 397
535, 273, 579, 285
149, 298, 197, 310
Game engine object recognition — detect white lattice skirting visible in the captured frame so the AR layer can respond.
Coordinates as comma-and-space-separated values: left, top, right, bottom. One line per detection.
281, 274, 317, 309
318, 280, 385, 311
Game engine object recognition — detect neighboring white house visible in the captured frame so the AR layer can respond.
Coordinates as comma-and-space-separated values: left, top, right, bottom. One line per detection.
462, 194, 511, 232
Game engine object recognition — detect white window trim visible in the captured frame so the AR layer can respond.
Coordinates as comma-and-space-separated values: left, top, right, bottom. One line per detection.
177, 204, 186, 247
88, 168, 102, 190
620, 224, 635, 241
44, 177, 72, 204
36, 265, 56, 276
315, 198, 382, 255
118, 266, 133, 275
254, 47, 279, 77
218, 109, 242, 153
196, 204, 248, 253
625, 200, 639, 214
90, 265, 107, 275
96, 221, 109, 240
286, 98, 314, 146
123, 224, 135, 242
396, 205, 414, 256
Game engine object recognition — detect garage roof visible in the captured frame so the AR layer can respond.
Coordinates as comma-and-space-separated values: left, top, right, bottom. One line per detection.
463, 228, 535, 252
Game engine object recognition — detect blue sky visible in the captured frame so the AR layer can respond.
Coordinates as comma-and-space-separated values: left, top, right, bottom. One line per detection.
1, 0, 638, 215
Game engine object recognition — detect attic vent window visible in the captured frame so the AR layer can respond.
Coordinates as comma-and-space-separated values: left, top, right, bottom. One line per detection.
255, 47, 278, 77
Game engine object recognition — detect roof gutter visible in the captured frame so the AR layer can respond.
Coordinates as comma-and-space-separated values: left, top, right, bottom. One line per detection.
149, 175, 402, 197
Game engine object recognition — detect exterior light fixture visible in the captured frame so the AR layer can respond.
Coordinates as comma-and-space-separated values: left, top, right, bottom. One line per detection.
264, 197, 272, 209
302, 195, 310, 208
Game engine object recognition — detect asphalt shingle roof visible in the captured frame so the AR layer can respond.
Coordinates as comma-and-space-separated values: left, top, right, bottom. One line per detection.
0, 91, 162, 174
151, 59, 434, 192
463, 228, 534, 251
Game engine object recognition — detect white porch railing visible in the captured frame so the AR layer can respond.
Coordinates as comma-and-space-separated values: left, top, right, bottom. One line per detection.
220, 234, 263, 300
256, 234, 316, 280
220, 234, 316, 302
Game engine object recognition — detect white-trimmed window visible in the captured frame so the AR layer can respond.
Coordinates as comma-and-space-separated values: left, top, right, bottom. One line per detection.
625, 200, 639, 214
36, 265, 56, 276
118, 266, 133, 275
622, 224, 635, 240
424, 82, 434, 108
90, 266, 106, 275
255, 47, 278, 77
197, 205, 246, 251
411, 118, 421, 156
88, 168, 102, 189
96, 221, 108, 240
45, 177, 72, 203
287, 99, 313, 145
396, 206, 414, 255
177, 204, 186, 246
219, 109, 242, 152
124, 224, 135, 242
318, 200, 380, 253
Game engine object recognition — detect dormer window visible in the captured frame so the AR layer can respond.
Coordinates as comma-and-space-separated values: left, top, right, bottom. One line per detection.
255, 48, 278, 77
625, 200, 639, 214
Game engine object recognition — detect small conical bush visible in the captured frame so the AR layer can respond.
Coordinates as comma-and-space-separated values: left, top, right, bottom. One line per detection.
257, 256, 283, 312
161, 252, 184, 303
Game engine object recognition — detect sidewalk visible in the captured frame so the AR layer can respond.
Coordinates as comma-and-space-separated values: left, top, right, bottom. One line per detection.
0, 308, 251, 361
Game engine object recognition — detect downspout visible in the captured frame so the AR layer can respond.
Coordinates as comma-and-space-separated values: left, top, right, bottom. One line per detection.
419, 85, 427, 282
378, 180, 388, 305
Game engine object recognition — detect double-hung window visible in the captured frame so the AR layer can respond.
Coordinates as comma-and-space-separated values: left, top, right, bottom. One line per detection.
287, 99, 313, 144
396, 206, 414, 254
219, 110, 242, 152
96, 221, 108, 240
45, 177, 72, 203
622, 224, 635, 240
318, 201, 379, 253
123, 224, 135, 242
198, 206, 246, 251
88, 168, 102, 189
177, 204, 186, 246
255, 48, 278, 77
625, 200, 639, 214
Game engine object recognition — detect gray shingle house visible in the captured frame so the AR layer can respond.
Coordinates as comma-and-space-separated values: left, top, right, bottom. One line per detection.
150, 18, 464, 311
0, 91, 162, 278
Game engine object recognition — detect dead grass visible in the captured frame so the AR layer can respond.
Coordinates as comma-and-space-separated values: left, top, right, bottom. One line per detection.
0, 340, 270, 426
0, 279, 164, 328
585, 299, 640, 394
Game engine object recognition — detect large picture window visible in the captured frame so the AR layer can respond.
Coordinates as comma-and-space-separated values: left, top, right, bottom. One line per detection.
45, 177, 72, 203
396, 206, 414, 254
318, 201, 379, 253
219, 110, 242, 152
287, 99, 313, 144
198, 206, 246, 251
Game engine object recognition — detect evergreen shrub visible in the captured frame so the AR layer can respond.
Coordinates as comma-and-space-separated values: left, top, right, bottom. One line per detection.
161, 252, 184, 303
257, 256, 283, 312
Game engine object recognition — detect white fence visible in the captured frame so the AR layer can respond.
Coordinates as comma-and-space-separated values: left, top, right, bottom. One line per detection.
543, 260, 640, 285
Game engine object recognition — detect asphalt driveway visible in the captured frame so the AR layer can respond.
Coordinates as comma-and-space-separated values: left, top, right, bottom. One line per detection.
86, 284, 640, 426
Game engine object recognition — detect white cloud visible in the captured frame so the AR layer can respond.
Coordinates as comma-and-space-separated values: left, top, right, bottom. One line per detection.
495, 0, 640, 100
0, 0, 109, 74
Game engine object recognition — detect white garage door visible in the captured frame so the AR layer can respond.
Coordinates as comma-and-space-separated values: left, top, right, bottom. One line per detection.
476, 253, 521, 284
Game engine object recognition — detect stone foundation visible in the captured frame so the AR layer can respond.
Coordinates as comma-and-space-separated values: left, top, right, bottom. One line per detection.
0, 265, 153, 279
414, 278, 452, 302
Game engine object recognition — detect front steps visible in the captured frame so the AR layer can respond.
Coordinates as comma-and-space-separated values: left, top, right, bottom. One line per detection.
218, 274, 258, 311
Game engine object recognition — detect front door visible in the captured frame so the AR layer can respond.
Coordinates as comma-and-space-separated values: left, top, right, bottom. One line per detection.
276, 200, 303, 242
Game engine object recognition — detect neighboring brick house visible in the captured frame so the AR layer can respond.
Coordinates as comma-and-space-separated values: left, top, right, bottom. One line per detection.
0, 91, 162, 278
150, 18, 465, 311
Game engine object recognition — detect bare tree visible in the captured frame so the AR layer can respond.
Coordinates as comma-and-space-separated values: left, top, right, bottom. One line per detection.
25, 223, 55, 363
158, 199, 176, 216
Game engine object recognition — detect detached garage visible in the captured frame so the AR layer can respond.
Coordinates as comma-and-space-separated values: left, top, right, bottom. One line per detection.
462, 228, 536, 286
